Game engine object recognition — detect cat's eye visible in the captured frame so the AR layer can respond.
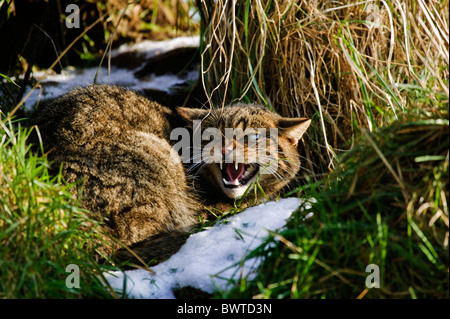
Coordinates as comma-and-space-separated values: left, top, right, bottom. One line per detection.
246, 134, 259, 142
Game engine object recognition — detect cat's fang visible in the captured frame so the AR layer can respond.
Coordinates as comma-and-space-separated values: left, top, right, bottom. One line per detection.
223, 178, 240, 187
221, 163, 259, 189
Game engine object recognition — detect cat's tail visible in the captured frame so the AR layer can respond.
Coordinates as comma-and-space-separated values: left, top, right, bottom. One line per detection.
113, 230, 191, 267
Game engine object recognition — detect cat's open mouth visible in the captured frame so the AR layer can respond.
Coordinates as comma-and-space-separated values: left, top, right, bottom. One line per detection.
219, 162, 259, 188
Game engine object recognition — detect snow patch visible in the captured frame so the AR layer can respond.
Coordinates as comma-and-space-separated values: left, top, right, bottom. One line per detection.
111, 36, 199, 59
104, 197, 308, 299
21, 36, 199, 110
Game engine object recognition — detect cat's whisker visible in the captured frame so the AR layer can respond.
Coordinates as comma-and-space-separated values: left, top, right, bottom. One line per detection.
257, 158, 303, 182
297, 154, 317, 167
188, 154, 204, 163
188, 161, 205, 172
189, 164, 209, 175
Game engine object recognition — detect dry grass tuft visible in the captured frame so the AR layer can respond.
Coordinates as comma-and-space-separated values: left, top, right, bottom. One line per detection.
197, 0, 449, 175
198, 3, 448, 297
105, 0, 199, 42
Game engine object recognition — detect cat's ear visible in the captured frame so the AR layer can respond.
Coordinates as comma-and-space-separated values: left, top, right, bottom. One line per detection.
176, 107, 210, 122
277, 118, 311, 146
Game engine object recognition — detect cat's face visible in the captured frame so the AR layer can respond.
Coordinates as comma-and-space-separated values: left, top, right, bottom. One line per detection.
176, 104, 311, 200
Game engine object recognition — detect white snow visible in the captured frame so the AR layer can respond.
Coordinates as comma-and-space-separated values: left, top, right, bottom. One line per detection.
111, 35, 199, 59
21, 36, 199, 110
103, 197, 311, 299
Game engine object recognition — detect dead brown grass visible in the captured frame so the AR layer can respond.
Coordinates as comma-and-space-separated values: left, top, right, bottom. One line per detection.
197, 0, 449, 176
105, 0, 199, 42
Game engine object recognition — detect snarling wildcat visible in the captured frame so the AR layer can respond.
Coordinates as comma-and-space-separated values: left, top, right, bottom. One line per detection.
31, 84, 310, 263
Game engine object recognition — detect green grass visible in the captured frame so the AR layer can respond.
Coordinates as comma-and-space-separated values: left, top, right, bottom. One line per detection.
0, 117, 118, 298
0, 0, 448, 299
217, 105, 449, 299
196, 0, 449, 299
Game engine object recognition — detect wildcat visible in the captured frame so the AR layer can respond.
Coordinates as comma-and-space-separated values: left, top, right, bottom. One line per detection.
31, 84, 310, 263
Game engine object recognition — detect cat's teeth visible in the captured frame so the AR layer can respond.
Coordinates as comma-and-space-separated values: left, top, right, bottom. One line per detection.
219, 161, 223, 170
235, 162, 239, 170
223, 178, 240, 186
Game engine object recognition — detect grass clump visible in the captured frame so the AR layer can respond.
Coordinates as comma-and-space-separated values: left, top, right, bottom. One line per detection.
0, 117, 116, 298
197, 0, 449, 175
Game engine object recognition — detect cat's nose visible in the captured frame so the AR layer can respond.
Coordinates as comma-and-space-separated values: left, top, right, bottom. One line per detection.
222, 145, 233, 155
221, 140, 235, 155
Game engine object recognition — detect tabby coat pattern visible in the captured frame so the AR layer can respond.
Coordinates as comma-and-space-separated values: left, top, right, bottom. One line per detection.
32, 84, 310, 261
